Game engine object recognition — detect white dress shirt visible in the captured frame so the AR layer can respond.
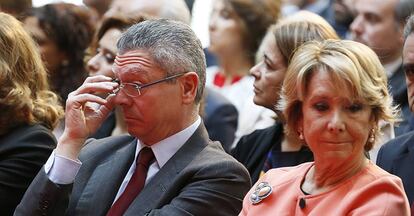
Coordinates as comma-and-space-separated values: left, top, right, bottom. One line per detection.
44, 117, 201, 203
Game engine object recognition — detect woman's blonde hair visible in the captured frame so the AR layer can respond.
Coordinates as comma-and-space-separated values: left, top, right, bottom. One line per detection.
279, 39, 398, 151
0, 12, 63, 134
273, 11, 339, 65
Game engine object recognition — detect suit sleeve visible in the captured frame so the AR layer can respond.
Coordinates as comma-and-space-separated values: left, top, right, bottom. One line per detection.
147, 160, 251, 216
205, 104, 238, 153
0, 126, 56, 215
14, 169, 73, 216
376, 144, 386, 168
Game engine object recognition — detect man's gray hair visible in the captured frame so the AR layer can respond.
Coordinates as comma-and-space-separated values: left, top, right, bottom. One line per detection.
117, 19, 206, 103
395, 0, 414, 24
404, 14, 414, 41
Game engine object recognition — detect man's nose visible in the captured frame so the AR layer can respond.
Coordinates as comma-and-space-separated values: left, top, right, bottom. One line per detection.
111, 86, 130, 106
350, 15, 363, 37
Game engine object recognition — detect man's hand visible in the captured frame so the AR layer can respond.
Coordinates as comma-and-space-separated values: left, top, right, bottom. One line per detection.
56, 75, 119, 160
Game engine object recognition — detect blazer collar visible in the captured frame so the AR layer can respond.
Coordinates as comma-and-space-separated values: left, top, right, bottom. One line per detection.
125, 123, 211, 215
74, 138, 137, 216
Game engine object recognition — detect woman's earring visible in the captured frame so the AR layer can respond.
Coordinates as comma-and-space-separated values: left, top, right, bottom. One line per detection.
298, 130, 304, 140
369, 128, 375, 143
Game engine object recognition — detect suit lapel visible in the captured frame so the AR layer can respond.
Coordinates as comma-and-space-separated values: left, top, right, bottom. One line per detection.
392, 144, 414, 202
124, 124, 210, 215
75, 139, 137, 216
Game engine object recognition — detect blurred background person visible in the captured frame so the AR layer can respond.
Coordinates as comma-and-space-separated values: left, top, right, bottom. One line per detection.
331, 0, 355, 38
207, 0, 281, 146
87, 14, 146, 138
105, 0, 190, 23
23, 3, 95, 138
83, 0, 112, 21
240, 39, 410, 215
0, 12, 63, 215
233, 11, 339, 183
350, 0, 414, 145
377, 14, 414, 212
0, 0, 32, 19
280, 0, 334, 23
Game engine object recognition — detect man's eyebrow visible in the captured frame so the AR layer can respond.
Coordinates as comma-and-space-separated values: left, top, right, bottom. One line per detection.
403, 63, 414, 68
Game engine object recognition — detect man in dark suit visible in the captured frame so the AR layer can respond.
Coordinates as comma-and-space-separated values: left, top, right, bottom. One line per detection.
350, 0, 414, 136
15, 19, 251, 216
204, 87, 238, 152
377, 14, 414, 212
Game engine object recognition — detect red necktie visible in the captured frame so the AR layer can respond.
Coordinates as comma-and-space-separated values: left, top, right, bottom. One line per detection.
106, 147, 155, 216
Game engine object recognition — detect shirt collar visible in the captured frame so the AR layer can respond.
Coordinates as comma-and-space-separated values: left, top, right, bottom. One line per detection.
384, 57, 402, 78
135, 116, 201, 168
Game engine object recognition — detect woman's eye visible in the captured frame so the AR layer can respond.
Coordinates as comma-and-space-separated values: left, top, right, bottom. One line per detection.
220, 10, 231, 19
313, 102, 329, 111
265, 62, 275, 71
348, 103, 363, 112
104, 53, 115, 63
95, 48, 101, 54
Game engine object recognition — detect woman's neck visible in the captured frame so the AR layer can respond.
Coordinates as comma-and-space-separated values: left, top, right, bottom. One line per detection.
302, 153, 368, 194
217, 52, 253, 79
281, 132, 303, 152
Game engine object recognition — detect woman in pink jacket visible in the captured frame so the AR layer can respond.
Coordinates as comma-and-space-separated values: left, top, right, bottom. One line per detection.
240, 39, 410, 215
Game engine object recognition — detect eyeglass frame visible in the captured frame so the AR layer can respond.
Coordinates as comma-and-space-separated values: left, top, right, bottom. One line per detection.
111, 72, 187, 97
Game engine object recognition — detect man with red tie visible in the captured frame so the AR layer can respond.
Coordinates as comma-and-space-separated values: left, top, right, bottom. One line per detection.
15, 19, 251, 216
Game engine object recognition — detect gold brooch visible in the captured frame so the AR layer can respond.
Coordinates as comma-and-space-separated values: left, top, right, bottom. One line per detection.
250, 182, 272, 205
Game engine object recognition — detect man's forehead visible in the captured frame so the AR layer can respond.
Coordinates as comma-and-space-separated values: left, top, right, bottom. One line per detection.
113, 50, 156, 74
355, 0, 395, 14
404, 35, 414, 63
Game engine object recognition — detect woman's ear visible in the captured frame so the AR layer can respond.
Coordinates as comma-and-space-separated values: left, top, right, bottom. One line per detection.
180, 72, 199, 104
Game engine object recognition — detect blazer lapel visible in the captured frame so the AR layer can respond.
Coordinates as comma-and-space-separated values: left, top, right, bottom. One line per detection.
391, 144, 414, 202
124, 124, 210, 215
75, 139, 137, 216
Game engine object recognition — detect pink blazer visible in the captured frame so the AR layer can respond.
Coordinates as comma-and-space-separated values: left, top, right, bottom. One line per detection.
240, 162, 410, 216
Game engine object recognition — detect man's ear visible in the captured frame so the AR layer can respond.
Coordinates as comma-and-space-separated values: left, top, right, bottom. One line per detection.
180, 72, 199, 104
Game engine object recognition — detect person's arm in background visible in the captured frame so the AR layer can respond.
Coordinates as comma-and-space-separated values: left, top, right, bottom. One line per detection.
14, 76, 118, 216
0, 125, 55, 216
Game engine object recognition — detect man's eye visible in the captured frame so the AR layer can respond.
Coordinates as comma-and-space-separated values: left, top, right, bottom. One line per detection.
404, 65, 414, 77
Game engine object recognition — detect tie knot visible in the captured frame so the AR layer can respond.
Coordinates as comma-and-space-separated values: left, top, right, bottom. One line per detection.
137, 147, 155, 168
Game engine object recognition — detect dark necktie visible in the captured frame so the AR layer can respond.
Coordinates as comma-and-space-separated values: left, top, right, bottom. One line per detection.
106, 147, 155, 216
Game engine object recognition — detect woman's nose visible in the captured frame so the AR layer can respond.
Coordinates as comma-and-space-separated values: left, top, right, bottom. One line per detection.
250, 63, 262, 79
327, 110, 345, 133
87, 55, 100, 76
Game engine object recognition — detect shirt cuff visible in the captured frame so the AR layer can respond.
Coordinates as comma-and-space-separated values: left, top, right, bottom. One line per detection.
44, 150, 82, 184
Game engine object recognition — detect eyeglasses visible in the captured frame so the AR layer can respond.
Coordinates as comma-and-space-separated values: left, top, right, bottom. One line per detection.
112, 72, 186, 97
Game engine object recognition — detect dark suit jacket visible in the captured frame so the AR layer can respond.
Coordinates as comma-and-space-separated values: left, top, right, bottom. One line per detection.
377, 130, 414, 206
232, 123, 313, 183
15, 124, 251, 216
204, 88, 238, 152
0, 124, 56, 216
389, 65, 410, 136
